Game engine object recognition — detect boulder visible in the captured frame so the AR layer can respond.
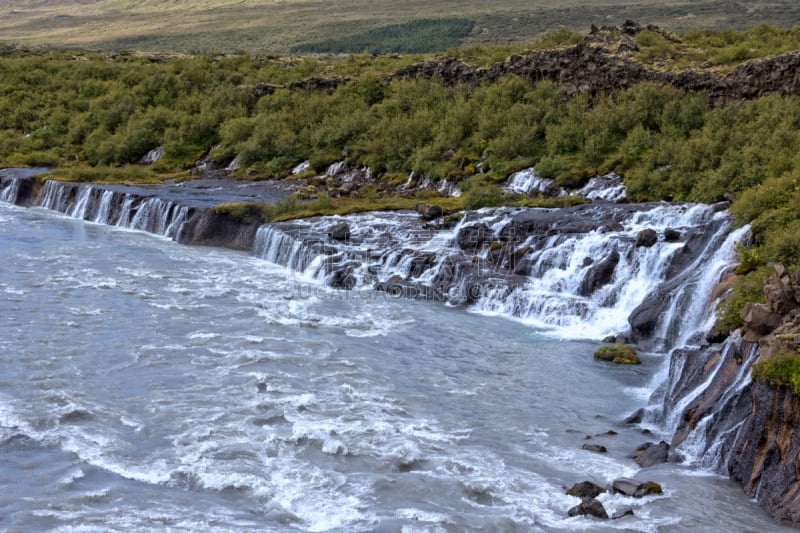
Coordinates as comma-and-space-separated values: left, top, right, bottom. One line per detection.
636, 228, 658, 247
631, 441, 670, 467
634, 481, 663, 497
612, 477, 642, 496
664, 228, 681, 242
415, 203, 443, 220
764, 265, 798, 315
328, 222, 351, 241
582, 444, 608, 453
612, 478, 663, 497
740, 303, 783, 335
566, 481, 605, 499
567, 498, 608, 519
623, 408, 644, 424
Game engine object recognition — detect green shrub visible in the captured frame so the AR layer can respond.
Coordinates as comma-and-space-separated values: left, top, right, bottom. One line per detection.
462, 175, 506, 210
752, 351, 800, 395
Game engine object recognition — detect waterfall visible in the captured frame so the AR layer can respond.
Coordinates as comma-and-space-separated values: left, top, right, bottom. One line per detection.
254, 202, 737, 340
577, 173, 627, 202
66, 185, 93, 218
39, 180, 70, 212
505, 168, 564, 196
8, 179, 194, 242
0, 178, 21, 203
94, 190, 115, 224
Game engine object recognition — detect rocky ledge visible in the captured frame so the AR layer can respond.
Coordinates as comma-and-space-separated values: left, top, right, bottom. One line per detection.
391, 20, 800, 103
665, 263, 800, 527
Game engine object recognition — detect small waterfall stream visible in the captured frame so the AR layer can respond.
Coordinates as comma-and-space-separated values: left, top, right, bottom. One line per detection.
2, 178, 195, 241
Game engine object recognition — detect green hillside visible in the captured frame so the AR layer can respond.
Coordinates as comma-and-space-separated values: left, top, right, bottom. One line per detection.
3, 0, 800, 54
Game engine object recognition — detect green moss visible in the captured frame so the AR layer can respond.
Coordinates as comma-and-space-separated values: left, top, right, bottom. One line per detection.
44, 166, 162, 184
638, 481, 663, 495
594, 344, 642, 365
213, 202, 270, 223
752, 351, 800, 395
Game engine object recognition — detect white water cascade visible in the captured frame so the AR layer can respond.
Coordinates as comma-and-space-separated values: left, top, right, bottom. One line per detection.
505, 168, 565, 196
1, 179, 194, 242
254, 201, 739, 341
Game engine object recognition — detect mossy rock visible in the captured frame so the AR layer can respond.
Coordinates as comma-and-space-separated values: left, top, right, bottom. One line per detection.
636, 481, 663, 496
594, 344, 641, 365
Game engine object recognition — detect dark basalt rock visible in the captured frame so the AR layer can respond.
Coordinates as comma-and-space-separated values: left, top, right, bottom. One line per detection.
566, 481, 605, 499
330, 267, 357, 290
567, 498, 608, 519
581, 444, 608, 453
635, 228, 658, 248
664, 228, 681, 242
631, 441, 670, 468
409, 253, 437, 278
578, 247, 620, 296
328, 222, 351, 241
415, 202, 443, 220
623, 408, 644, 424
612, 509, 635, 520
456, 223, 491, 251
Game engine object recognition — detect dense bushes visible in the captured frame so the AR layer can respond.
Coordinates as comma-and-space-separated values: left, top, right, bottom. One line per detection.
752, 351, 800, 395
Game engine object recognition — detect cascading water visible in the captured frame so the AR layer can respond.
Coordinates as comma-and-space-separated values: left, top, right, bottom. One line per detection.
253, 201, 738, 341
0, 179, 194, 242
2, 171, 792, 531
576, 173, 627, 202
0, 177, 20, 203
505, 168, 564, 196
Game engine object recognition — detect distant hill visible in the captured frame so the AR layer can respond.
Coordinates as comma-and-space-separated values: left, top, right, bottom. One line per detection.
3, 0, 800, 54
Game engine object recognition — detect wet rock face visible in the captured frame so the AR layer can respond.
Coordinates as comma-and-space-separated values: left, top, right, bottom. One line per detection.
729, 383, 800, 526
662, 263, 800, 526
456, 223, 491, 251
578, 247, 619, 296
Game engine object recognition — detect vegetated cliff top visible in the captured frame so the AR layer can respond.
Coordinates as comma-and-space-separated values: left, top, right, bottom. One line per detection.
3, 0, 800, 54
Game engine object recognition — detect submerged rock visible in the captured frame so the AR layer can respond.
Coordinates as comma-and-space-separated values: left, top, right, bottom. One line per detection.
611, 509, 635, 519
623, 408, 644, 424
581, 443, 608, 453
635, 481, 663, 497
567, 498, 608, 519
612, 477, 663, 498
612, 477, 641, 496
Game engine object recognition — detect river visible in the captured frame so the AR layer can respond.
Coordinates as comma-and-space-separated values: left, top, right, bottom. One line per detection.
0, 200, 792, 532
